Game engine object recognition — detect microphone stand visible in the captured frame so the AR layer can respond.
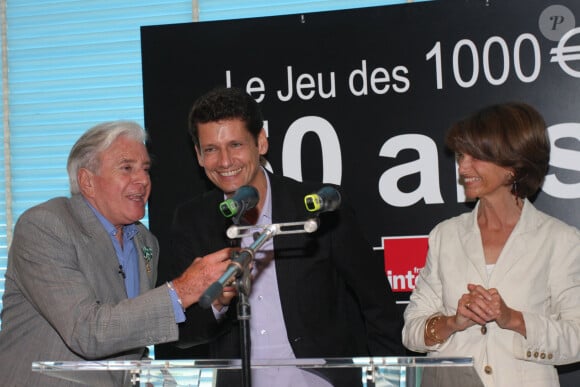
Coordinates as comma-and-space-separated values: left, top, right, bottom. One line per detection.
235, 223, 276, 387
199, 218, 320, 387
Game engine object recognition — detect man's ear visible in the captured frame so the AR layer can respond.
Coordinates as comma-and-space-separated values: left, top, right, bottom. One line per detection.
258, 128, 269, 155
78, 168, 95, 197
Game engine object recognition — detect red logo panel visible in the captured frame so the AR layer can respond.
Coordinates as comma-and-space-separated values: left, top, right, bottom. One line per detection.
381, 236, 428, 292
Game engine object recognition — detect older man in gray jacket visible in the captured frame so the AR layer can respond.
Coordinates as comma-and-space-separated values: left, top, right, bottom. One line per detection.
0, 121, 231, 386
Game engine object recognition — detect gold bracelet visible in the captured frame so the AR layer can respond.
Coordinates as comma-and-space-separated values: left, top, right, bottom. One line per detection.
425, 314, 447, 344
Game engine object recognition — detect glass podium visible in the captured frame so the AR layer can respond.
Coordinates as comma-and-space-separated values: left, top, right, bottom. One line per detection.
32, 357, 484, 386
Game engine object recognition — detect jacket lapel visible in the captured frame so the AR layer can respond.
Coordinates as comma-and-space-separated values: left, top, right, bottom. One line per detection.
134, 232, 155, 292
489, 199, 534, 287
70, 194, 128, 297
458, 202, 489, 284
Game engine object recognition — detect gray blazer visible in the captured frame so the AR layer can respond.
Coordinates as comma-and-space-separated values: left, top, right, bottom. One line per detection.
0, 194, 179, 386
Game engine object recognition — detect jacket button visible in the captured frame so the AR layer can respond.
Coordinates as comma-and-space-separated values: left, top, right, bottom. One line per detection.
480, 325, 487, 335
540, 353, 546, 359
484, 365, 492, 374
548, 353, 553, 360
534, 352, 539, 358
526, 351, 532, 358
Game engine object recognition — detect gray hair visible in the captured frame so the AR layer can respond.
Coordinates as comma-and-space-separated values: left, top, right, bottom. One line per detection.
67, 121, 147, 194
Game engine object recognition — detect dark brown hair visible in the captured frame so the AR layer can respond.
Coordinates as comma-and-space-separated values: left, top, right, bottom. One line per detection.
188, 86, 263, 148
445, 102, 550, 198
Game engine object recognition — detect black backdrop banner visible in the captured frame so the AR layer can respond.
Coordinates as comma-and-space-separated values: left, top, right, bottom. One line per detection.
141, 0, 580, 307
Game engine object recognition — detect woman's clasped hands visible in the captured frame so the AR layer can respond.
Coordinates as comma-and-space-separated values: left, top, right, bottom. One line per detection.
455, 283, 526, 337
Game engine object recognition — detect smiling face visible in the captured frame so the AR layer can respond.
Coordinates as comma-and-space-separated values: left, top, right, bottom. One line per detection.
195, 118, 268, 197
79, 135, 151, 228
456, 152, 513, 201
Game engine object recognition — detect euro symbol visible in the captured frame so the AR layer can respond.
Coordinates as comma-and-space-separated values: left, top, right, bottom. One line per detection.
550, 27, 580, 78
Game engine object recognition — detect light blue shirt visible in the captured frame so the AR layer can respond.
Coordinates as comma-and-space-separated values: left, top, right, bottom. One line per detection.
86, 200, 140, 298
85, 199, 185, 322
217, 170, 331, 387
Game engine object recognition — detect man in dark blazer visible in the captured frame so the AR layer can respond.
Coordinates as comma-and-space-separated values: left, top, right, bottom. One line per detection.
156, 87, 405, 386
0, 121, 231, 387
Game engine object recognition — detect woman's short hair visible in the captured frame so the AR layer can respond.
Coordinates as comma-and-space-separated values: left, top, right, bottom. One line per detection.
445, 102, 550, 198
67, 121, 147, 194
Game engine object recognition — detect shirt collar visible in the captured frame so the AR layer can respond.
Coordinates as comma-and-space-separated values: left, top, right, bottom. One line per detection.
260, 168, 272, 223
83, 197, 139, 240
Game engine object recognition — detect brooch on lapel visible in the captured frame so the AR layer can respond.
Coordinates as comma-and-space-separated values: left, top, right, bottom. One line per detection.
142, 246, 153, 273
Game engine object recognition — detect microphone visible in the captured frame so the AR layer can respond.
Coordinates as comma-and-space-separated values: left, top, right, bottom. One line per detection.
219, 185, 259, 219
304, 186, 341, 213
199, 249, 253, 309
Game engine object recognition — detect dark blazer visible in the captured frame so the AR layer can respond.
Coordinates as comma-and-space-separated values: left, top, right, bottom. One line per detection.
156, 173, 404, 385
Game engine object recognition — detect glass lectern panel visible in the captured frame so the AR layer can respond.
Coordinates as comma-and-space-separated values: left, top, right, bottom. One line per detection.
32, 356, 484, 387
